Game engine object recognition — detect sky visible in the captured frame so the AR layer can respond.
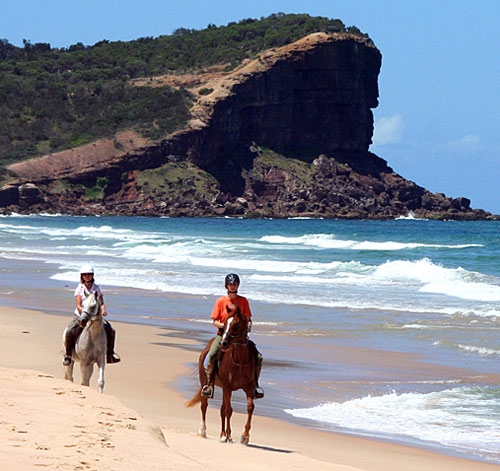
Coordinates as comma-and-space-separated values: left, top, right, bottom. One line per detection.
2, 1, 499, 213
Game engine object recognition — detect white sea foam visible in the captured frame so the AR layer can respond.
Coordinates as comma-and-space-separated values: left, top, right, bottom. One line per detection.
371, 258, 500, 302
421, 279, 500, 301
260, 234, 481, 251
457, 344, 500, 356
45, 249, 500, 318
285, 387, 500, 463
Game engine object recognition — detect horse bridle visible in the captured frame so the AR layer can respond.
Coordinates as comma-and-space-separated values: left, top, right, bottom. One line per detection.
79, 298, 101, 327
220, 315, 248, 350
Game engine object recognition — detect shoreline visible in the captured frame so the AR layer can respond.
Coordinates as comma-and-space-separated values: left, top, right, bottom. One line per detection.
0, 305, 499, 470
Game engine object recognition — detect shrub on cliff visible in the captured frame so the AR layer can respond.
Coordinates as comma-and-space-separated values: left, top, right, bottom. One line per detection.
0, 13, 368, 169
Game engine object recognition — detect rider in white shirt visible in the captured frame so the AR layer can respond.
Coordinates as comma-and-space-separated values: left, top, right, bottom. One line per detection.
63, 264, 120, 365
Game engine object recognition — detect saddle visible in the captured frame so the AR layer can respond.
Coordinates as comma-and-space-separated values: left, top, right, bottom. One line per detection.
214, 339, 258, 372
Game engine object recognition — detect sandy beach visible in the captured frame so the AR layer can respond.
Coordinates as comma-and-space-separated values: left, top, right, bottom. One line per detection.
0, 305, 498, 471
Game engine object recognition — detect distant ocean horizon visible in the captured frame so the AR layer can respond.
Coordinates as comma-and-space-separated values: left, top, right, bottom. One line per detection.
1, 214, 499, 464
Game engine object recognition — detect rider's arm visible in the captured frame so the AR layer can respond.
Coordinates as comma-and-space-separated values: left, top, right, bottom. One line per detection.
99, 295, 107, 316
241, 297, 252, 332
213, 319, 224, 329
211, 297, 225, 330
75, 295, 83, 315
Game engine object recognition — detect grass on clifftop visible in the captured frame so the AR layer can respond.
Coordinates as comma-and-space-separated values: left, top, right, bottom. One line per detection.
0, 13, 371, 169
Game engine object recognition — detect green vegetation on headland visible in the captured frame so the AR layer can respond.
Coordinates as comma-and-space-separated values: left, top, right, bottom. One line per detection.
0, 13, 369, 179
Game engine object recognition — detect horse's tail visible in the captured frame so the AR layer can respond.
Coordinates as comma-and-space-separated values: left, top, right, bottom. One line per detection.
186, 387, 202, 408
185, 339, 213, 408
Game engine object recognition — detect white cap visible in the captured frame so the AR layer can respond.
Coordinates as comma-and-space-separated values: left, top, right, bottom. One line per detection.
80, 264, 94, 274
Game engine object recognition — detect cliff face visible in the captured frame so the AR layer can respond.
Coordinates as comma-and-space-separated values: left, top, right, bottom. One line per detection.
191, 34, 381, 165
1, 33, 493, 220
176, 33, 381, 194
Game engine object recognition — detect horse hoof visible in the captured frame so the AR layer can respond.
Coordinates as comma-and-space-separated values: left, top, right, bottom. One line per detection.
241, 435, 250, 445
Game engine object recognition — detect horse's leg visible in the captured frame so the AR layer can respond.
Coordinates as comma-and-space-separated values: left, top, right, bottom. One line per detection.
219, 396, 226, 442
64, 362, 74, 382
96, 358, 106, 393
80, 363, 93, 387
198, 345, 210, 437
199, 395, 208, 438
241, 389, 255, 445
220, 389, 233, 443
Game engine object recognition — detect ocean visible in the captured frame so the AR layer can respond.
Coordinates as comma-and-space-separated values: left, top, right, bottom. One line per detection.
0, 214, 499, 464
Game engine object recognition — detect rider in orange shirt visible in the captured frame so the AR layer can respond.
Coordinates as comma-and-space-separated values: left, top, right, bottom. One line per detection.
202, 273, 264, 399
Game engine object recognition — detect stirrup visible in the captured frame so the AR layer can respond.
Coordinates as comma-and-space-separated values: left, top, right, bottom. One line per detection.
63, 356, 72, 366
201, 385, 214, 398
254, 387, 264, 399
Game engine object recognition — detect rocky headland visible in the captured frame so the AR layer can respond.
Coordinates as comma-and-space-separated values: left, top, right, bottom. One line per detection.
1, 32, 494, 219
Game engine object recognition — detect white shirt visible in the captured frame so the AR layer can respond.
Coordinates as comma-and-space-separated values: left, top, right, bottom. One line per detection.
73, 282, 103, 316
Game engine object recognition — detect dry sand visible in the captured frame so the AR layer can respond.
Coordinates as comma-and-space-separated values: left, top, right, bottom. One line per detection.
0, 306, 498, 470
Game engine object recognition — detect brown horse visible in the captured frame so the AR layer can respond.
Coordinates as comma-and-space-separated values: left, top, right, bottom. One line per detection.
186, 308, 259, 444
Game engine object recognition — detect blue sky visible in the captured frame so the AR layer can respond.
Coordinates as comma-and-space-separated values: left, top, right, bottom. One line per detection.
2, 1, 499, 213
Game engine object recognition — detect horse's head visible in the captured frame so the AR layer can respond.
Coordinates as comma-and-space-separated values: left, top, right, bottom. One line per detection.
220, 307, 249, 351
79, 292, 102, 327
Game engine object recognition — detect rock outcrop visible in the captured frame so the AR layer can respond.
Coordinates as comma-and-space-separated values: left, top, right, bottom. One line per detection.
2, 33, 494, 220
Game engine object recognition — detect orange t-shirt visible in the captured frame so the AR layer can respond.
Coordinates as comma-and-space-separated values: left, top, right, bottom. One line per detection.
211, 295, 252, 323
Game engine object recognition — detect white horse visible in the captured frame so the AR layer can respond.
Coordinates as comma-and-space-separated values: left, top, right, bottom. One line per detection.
63, 291, 107, 392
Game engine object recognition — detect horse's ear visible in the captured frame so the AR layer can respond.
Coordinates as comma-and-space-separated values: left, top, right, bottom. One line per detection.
226, 303, 240, 317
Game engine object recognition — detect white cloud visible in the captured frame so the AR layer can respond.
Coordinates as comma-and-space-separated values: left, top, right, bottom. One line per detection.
372, 114, 404, 146
441, 134, 484, 154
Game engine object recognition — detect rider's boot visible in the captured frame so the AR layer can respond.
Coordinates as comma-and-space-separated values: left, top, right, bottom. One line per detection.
201, 363, 215, 398
104, 322, 121, 364
63, 329, 74, 366
254, 363, 264, 399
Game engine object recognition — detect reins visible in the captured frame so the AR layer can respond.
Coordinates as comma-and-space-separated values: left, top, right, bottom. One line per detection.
79, 292, 102, 327
223, 331, 248, 345
220, 312, 249, 351
82, 307, 100, 318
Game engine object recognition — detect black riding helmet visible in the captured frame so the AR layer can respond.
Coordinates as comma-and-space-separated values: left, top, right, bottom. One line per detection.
225, 273, 240, 287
